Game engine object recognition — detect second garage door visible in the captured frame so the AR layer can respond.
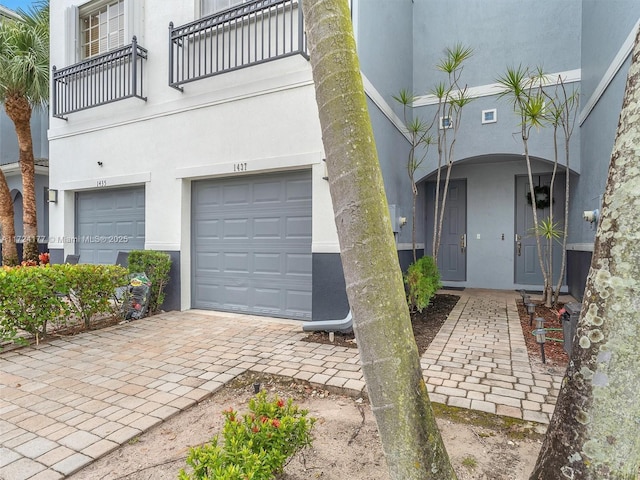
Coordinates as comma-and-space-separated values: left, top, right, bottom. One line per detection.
76, 187, 145, 264
192, 171, 312, 320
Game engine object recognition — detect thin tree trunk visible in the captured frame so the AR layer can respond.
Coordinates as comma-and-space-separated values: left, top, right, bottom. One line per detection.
301, 1, 456, 478
524, 138, 549, 300
531, 26, 640, 479
0, 170, 18, 266
4, 93, 38, 263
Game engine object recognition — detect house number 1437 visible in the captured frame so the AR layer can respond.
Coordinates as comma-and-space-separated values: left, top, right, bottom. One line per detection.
233, 162, 248, 172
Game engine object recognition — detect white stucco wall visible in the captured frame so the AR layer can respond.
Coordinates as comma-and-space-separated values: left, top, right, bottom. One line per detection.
48, 0, 340, 310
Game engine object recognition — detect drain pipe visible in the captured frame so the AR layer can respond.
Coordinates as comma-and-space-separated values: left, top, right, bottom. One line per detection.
302, 310, 353, 333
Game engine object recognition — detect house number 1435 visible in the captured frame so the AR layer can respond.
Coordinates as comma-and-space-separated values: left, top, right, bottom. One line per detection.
96, 180, 107, 187
233, 162, 248, 172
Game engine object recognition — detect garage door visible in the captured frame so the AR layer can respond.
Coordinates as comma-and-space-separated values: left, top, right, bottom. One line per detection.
76, 187, 145, 264
192, 171, 312, 320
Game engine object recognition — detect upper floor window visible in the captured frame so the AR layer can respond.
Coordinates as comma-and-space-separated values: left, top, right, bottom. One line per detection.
201, 0, 246, 16
81, 0, 125, 59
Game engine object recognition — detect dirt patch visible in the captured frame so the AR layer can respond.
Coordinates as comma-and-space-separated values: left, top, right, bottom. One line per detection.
516, 300, 569, 370
69, 371, 544, 480
302, 294, 460, 356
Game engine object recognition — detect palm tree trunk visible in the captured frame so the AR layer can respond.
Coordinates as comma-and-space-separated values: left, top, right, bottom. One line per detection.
301, 1, 456, 478
4, 93, 39, 263
0, 170, 18, 266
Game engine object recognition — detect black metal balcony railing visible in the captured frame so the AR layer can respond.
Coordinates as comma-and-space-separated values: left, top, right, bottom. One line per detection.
169, 0, 307, 90
52, 37, 148, 119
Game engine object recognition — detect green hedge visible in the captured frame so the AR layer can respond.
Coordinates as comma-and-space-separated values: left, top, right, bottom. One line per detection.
127, 250, 172, 314
404, 256, 442, 313
0, 264, 128, 348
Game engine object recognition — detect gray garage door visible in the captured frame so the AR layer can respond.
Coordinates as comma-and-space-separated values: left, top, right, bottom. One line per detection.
192, 171, 312, 320
76, 187, 145, 264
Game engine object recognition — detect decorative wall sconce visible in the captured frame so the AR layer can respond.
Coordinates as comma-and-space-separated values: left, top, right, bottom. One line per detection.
47, 189, 58, 203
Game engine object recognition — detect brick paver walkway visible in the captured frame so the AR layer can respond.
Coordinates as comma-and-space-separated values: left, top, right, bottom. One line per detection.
0, 290, 567, 479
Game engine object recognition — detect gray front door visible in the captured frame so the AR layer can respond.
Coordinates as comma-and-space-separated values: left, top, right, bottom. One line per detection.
426, 179, 467, 281
76, 187, 146, 264
515, 174, 565, 285
192, 170, 312, 320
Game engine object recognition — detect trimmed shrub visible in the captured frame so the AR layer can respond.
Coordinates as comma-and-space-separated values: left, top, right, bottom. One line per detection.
405, 256, 442, 313
179, 391, 315, 480
58, 264, 129, 329
127, 250, 172, 314
0, 265, 69, 345
0, 264, 129, 349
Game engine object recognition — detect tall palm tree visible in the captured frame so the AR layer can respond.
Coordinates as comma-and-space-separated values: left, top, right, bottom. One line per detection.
0, 0, 49, 263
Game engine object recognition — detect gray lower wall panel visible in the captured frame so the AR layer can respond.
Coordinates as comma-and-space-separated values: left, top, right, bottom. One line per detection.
161, 251, 181, 312
312, 253, 349, 321
49, 248, 64, 264
398, 249, 423, 273
567, 250, 592, 301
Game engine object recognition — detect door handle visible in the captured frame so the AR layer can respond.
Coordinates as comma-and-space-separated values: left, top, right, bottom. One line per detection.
515, 234, 522, 257
460, 234, 466, 253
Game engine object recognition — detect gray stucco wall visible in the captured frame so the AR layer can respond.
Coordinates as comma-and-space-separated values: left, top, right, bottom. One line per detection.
422, 157, 562, 290
572, 3, 640, 246
5, 172, 50, 238
411, 0, 582, 180
355, 0, 413, 118
413, 0, 582, 90
0, 108, 49, 165
580, 1, 640, 101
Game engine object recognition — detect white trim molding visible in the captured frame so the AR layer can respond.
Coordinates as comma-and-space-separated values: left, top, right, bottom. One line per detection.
579, 19, 640, 125
361, 73, 411, 141
567, 243, 595, 252
59, 171, 151, 191
413, 69, 581, 107
175, 152, 321, 179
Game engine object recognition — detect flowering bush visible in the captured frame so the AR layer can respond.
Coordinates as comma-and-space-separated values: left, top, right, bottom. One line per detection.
179, 391, 315, 480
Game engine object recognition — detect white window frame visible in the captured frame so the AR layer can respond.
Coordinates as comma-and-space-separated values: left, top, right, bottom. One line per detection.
65, 0, 136, 65
79, 0, 125, 59
199, 0, 247, 17
481, 108, 497, 124
439, 116, 453, 130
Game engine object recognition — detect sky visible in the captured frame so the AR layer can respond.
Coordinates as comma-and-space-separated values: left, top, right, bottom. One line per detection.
0, 0, 37, 12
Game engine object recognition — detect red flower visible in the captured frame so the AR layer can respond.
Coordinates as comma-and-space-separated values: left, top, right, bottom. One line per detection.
276, 399, 285, 408
261, 416, 269, 424
252, 425, 260, 433
271, 419, 281, 428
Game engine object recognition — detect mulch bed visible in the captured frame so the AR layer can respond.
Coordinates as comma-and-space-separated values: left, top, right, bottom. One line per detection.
516, 299, 569, 368
301, 294, 461, 356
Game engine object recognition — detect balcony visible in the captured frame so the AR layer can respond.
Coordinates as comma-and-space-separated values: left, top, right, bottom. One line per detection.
52, 37, 148, 120
169, 0, 307, 90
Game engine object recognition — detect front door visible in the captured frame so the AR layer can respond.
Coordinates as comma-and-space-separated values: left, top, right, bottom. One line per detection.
426, 179, 467, 281
514, 174, 565, 285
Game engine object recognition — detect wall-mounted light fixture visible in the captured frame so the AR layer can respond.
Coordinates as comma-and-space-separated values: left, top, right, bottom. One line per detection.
47, 188, 58, 203
583, 209, 599, 224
